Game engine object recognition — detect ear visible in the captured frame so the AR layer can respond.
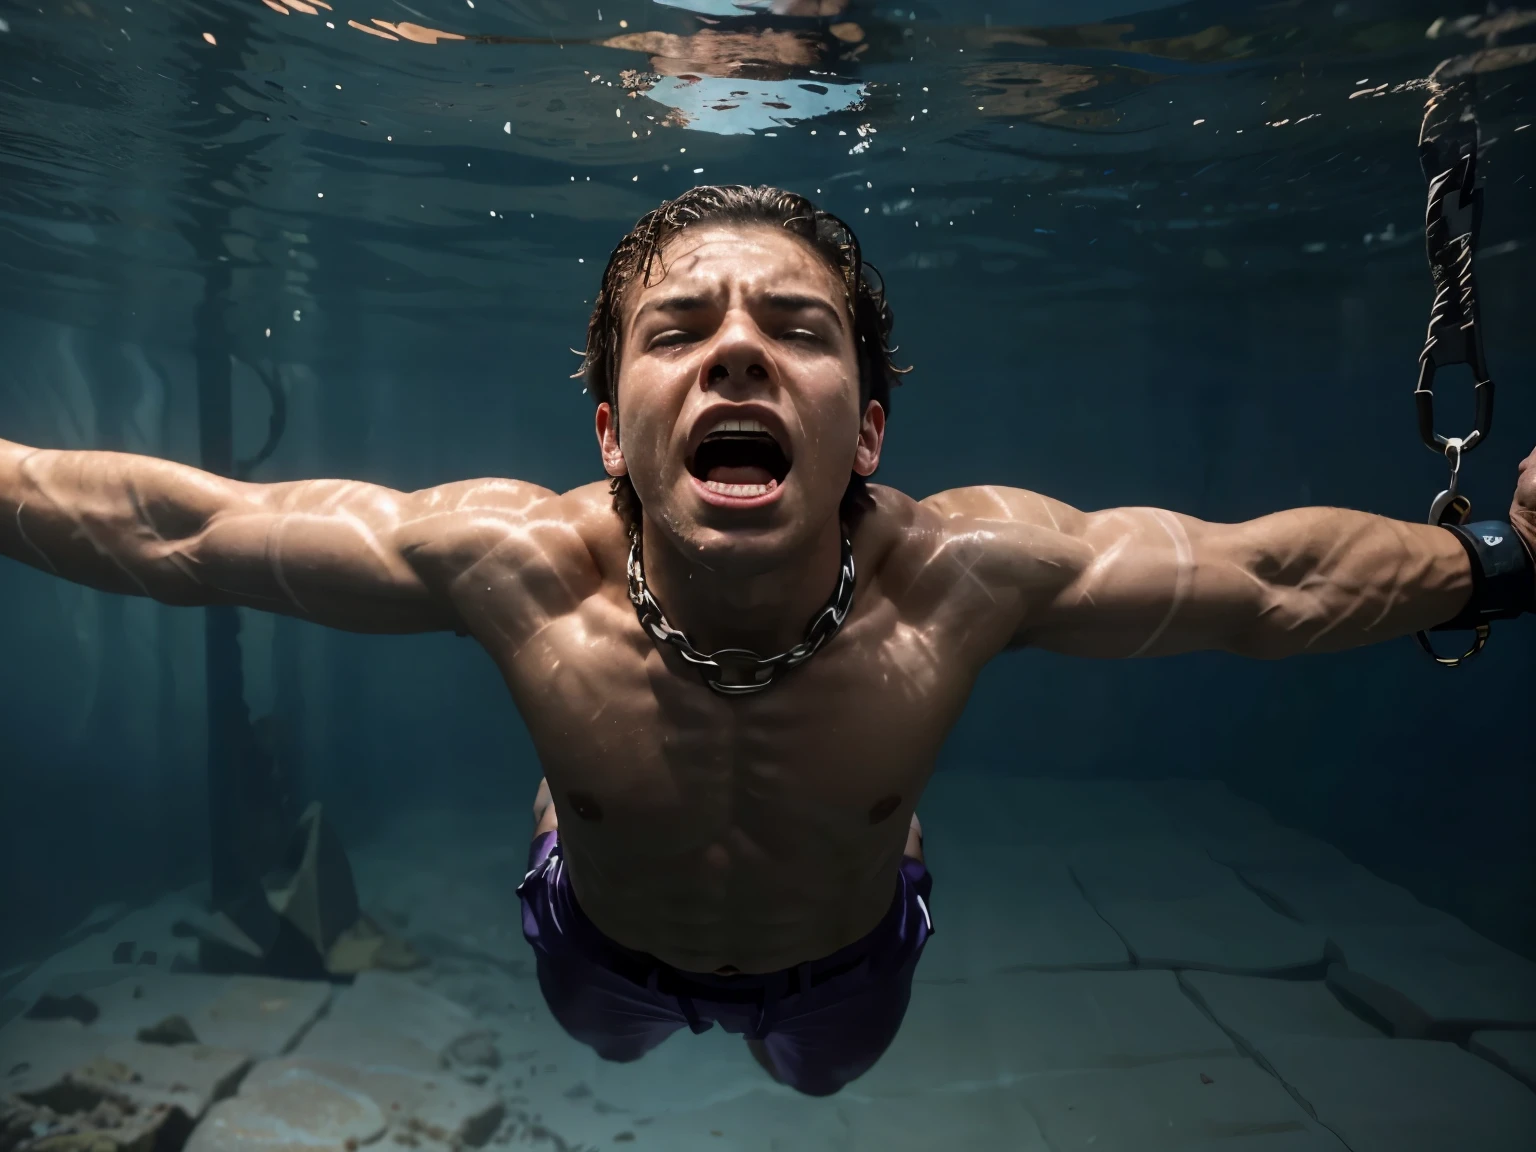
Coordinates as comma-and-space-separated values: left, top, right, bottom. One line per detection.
852, 400, 885, 477
595, 402, 628, 477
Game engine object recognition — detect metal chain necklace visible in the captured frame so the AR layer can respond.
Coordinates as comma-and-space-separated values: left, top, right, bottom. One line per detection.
626, 529, 857, 697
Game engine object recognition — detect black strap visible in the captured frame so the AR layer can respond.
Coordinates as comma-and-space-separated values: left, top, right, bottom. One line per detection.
1431, 521, 1535, 631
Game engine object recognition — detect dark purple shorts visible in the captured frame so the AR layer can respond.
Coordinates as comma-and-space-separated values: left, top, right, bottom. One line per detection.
515, 830, 934, 1097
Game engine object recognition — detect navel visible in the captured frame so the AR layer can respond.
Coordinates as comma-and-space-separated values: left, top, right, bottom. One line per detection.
567, 790, 604, 822
867, 794, 902, 825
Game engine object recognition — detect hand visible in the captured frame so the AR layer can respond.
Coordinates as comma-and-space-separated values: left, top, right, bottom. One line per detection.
1512, 446, 1536, 567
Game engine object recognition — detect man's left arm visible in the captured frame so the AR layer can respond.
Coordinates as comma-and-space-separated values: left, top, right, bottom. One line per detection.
924, 447, 1535, 660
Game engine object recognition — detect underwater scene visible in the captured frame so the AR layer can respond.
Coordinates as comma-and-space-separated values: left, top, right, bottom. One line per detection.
1, 0, 1535, 1149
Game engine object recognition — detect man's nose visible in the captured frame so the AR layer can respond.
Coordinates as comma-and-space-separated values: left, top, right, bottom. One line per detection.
703, 315, 771, 390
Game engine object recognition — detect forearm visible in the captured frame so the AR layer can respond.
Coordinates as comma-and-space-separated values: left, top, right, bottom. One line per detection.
0, 437, 239, 603
1233, 506, 1472, 658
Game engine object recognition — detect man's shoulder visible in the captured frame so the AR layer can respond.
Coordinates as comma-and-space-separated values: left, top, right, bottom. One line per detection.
509, 479, 627, 574
398, 478, 614, 580
857, 484, 948, 584
860, 483, 963, 555
861, 482, 1083, 613
558, 479, 629, 553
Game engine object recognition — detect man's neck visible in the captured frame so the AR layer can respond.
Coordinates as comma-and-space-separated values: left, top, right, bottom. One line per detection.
639, 514, 845, 660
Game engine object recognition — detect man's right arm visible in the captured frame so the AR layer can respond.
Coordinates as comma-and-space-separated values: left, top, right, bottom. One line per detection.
0, 437, 560, 634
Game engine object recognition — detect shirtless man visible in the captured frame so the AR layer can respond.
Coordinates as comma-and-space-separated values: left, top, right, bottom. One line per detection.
2, 185, 1532, 1097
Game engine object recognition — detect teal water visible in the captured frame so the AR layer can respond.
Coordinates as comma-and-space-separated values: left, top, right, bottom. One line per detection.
1, 1, 1534, 1147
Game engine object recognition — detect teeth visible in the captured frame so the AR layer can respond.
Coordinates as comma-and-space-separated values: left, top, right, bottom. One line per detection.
707, 417, 771, 436
703, 479, 777, 497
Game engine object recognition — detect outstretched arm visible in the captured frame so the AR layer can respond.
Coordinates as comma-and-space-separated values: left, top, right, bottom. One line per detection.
920, 480, 1522, 660
0, 437, 556, 634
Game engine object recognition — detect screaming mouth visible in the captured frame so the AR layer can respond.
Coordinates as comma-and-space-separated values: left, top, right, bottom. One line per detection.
687, 420, 791, 498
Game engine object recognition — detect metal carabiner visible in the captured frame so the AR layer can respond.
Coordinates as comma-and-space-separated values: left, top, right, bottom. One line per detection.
1414, 359, 1493, 457
1414, 439, 1485, 666
1425, 438, 1471, 527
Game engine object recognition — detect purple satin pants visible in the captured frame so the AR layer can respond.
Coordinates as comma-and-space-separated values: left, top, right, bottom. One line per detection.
516, 830, 934, 1096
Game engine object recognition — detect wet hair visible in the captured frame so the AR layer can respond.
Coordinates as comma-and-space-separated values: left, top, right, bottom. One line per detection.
577, 184, 909, 537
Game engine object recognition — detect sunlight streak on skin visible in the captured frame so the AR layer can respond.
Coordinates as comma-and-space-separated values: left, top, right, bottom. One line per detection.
1029, 490, 1062, 533
887, 620, 949, 700
264, 513, 310, 617
951, 538, 1002, 605
1069, 515, 1139, 610
26, 457, 154, 597
1126, 508, 1193, 657
14, 500, 60, 575
451, 520, 578, 606
330, 506, 401, 575
970, 485, 1017, 521
917, 528, 1004, 606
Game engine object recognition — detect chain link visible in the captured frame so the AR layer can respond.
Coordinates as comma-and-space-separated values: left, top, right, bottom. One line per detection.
627, 531, 857, 696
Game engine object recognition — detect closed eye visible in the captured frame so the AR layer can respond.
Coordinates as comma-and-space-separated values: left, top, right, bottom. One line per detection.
648, 330, 699, 348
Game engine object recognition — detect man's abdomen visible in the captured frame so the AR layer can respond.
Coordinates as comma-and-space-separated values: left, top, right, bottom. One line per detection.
557, 829, 907, 975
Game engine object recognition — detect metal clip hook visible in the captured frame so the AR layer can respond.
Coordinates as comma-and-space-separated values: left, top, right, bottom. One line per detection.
1426, 437, 1471, 526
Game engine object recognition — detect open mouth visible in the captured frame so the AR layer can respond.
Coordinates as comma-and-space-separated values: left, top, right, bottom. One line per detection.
686, 418, 791, 499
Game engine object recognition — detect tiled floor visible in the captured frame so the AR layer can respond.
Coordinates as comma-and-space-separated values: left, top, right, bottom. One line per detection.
2, 776, 1534, 1151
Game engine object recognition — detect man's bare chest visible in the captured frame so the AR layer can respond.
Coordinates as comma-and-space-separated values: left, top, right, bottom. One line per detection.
488, 591, 974, 847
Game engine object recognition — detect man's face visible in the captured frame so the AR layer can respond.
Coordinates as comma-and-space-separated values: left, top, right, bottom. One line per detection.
596, 224, 884, 566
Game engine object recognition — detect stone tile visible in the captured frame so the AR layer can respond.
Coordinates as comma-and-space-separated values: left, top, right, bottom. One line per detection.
1205, 824, 1354, 878
0, 1017, 251, 1152
1240, 861, 1450, 929
1231, 857, 1536, 1037
1068, 839, 1328, 973
66, 973, 334, 1057
4, 889, 208, 1011
243, 1057, 504, 1147
523, 1060, 1336, 1151
839, 1087, 1052, 1151
186, 1062, 387, 1152
1178, 972, 1384, 1052
1324, 921, 1536, 1036
294, 972, 479, 1073
1, 972, 330, 1063
0, 1018, 103, 1090
1470, 1030, 1536, 1092
1259, 1037, 1536, 1152
919, 842, 1130, 980
16, 1029, 247, 1113
862, 969, 1237, 1094
571, 1084, 1052, 1151
1, 1075, 202, 1152
1013, 1056, 1349, 1151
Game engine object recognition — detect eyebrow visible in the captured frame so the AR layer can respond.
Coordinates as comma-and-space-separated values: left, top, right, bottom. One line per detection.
763, 292, 846, 329
633, 291, 845, 329
634, 293, 711, 319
